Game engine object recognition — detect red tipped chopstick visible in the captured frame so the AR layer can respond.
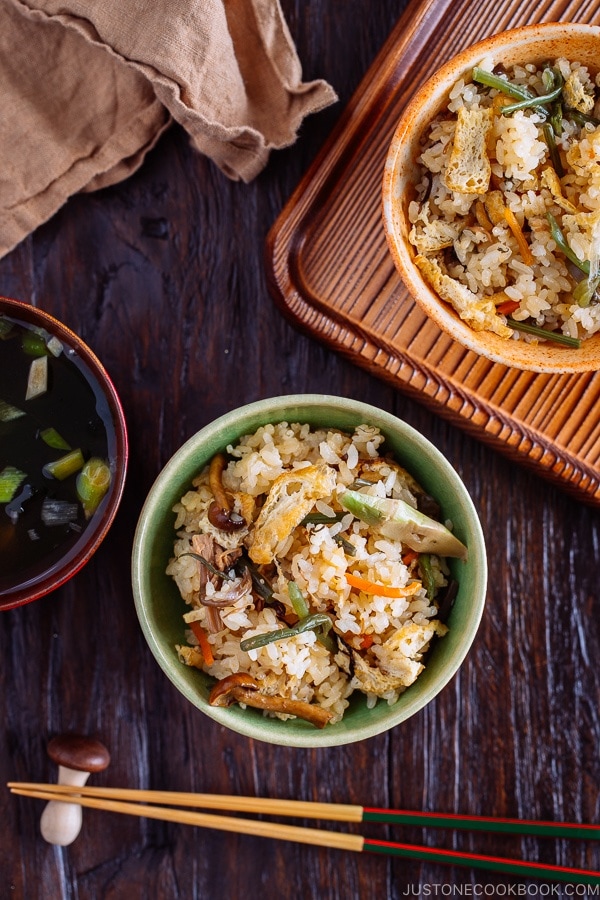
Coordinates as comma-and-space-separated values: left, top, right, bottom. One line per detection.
8, 783, 600, 885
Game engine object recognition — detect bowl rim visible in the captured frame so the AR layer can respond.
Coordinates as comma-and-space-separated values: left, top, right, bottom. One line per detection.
382, 21, 600, 374
132, 394, 488, 747
0, 296, 129, 611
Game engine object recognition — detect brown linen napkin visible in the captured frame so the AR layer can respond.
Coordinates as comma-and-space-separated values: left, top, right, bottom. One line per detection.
0, 0, 337, 259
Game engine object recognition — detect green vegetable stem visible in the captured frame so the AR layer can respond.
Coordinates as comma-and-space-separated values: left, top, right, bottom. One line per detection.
288, 581, 310, 618
547, 213, 590, 275
501, 79, 563, 116
419, 554, 437, 601
507, 318, 581, 347
471, 67, 534, 102
542, 122, 564, 177
240, 612, 333, 652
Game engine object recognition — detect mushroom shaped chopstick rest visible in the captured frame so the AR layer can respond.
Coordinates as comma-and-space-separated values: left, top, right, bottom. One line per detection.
40, 734, 110, 845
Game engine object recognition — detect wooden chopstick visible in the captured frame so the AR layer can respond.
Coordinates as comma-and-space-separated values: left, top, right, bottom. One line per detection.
8, 782, 600, 840
8, 784, 600, 885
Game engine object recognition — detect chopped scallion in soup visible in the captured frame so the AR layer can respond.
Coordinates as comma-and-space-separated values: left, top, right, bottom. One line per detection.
0, 314, 116, 594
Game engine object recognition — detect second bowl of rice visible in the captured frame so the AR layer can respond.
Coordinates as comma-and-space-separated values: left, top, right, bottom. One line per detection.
132, 395, 487, 748
383, 22, 600, 373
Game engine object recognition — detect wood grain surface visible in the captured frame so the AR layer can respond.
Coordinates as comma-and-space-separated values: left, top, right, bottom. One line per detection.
266, 0, 600, 508
1, 2, 599, 898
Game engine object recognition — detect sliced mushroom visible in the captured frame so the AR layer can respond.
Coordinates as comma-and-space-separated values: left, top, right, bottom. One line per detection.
540, 166, 577, 214
215, 546, 243, 571
209, 672, 262, 705
207, 453, 246, 532
484, 189, 507, 227
189, 533, 228, 630
208, 673, 333, 729
217, 568, 253, 604
474, 199, 494, 232
232, 688, 333, 729
191, 533, 218, 597
208, 501, 246, 532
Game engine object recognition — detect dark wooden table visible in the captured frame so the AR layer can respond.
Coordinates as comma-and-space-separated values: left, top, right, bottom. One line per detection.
2, 2, 599, 897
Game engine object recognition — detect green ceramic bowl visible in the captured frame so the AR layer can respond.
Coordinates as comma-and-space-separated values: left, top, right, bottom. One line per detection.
132, 395, 487, 747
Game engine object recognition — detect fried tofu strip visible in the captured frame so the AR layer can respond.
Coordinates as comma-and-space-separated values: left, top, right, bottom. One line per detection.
409, 217, 458, 254
540, 166, 578, 214
444, 106, 493, 195
415, 254, 513, 338
563, 71, 595, 114
247, 464, 337, 565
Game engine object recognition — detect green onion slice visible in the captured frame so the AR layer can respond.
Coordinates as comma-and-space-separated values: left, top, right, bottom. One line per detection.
0, 318, 14, 339
0, 399, 26, 422
0, 466, 27, 503
41, 498, 79, 526
43, 448, 85, 481
76, 457, 112, 517
25, 356, 48, 401
21, 330, 48, 357
40, 427, 71, 450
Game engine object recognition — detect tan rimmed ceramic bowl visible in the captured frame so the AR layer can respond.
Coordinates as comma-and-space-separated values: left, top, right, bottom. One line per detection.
382, 22, 600, 374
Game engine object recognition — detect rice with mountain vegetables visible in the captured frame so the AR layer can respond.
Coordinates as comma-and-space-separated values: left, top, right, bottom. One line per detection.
166, 422, 464, 727
408, 56, 600, 345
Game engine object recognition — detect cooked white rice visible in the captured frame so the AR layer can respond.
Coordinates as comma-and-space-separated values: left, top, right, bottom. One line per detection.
408, 57, 600, 344
167, 423, 451, 726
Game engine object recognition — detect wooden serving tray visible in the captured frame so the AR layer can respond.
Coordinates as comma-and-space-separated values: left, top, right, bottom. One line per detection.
265, 0, 600, 507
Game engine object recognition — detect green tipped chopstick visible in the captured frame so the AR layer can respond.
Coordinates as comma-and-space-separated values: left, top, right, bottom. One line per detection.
361, 805, 600, 841
8, 783, 600, 885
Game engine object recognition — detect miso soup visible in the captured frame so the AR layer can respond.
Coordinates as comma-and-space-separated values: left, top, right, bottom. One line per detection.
0, 313, 117, 596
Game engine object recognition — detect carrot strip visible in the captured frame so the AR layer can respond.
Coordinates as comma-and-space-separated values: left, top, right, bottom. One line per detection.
503, 207, 535, 266
189, 621, 215, 666
401, 549, 419, 566
345, 572, 421, 599
495, 299, 520, 315
337, 630, 376, 650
